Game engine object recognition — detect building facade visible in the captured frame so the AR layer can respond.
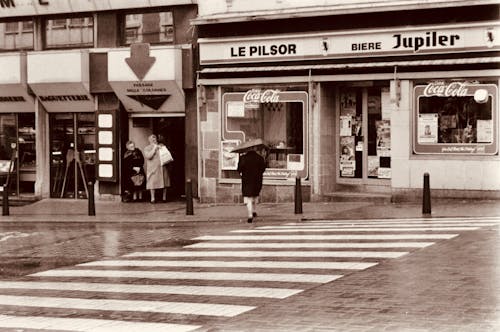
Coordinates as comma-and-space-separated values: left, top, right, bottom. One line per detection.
0, 0, 198, 202
194, 0, 500, 203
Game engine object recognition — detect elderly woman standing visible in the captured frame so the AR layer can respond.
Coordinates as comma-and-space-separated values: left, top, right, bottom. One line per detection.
144, 134, 170, 203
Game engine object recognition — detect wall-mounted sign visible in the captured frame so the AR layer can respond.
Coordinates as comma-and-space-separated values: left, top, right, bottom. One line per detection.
200, 21, 500, 64
414, 82, 498, 155
108, 46, 184, 113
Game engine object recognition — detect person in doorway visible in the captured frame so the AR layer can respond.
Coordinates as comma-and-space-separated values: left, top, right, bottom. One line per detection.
123, 140, 145, 202
144, 134, 170, 203
237, 146, 266, 223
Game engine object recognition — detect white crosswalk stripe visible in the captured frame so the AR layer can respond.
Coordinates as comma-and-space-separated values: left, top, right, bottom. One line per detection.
31, 269, 342, 283
0, 281, 302, 299
185, 241, 435, 249
125, 250, 408, 258
0, 216, 491, 331
194, 234, 459, 240
0, 314, 200, 332
230, 226, 479, 233
78, 259, 378, 270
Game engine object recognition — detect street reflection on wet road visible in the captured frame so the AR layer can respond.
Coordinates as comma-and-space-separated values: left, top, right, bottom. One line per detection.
0, 222, 238, 277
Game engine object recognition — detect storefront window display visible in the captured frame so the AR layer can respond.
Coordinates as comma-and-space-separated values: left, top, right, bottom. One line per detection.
221, 88, 308, 180
49, 113, 96, 199
0, 113, 36, 195
414, 81, 498, 155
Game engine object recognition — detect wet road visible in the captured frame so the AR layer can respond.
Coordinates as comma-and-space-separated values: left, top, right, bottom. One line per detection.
0, 217, 499, 331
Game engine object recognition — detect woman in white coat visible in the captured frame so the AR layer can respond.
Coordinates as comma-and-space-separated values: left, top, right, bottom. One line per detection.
143, 134, 170, 203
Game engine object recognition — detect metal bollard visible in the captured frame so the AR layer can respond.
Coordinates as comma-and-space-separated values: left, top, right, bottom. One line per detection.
422, 172, 431, 215
1, 185, 9, 216
186, 179, 194, 215
88, 182, 95, 216
294, 176, 303, 214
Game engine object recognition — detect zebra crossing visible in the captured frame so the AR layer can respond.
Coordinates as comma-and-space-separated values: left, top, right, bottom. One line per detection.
0, 216, 498, 331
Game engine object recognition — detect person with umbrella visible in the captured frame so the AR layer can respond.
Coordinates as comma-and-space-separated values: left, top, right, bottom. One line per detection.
234, 139, 267, 223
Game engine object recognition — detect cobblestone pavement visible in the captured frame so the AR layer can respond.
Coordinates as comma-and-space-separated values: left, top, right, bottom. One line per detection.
0, 216, 499, 331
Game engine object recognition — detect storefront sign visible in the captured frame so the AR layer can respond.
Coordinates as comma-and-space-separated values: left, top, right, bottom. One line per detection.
200, 22, 499, 64
108, 46, 184, 113
0, 53, 35, 113
414, 82, 498, 155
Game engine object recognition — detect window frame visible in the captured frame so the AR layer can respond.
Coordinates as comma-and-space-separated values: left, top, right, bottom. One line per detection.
413, 81, 498, 155
221, 88, 309, 181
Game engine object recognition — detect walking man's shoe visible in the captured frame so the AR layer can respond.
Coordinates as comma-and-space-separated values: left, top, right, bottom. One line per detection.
252, 212, 257, 217
247, 218, 253, 223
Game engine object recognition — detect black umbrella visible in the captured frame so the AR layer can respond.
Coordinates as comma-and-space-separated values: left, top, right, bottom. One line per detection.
231, 138, 268, 153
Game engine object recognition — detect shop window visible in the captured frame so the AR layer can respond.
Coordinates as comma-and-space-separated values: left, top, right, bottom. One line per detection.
0, 113, 36, 195
123, 11, 174, 45
49, 113, 96, 199
45, 16, 94, 49
0, 20, 34, 51
414, 81, 498, 155
221, 88, 308, 180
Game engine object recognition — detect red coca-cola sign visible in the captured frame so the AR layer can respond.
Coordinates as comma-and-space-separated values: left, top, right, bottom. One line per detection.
423, 81, 470, 97
243, 89, 280, 103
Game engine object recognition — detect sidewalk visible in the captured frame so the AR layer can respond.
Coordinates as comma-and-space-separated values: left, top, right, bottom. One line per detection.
1, 197, 499, 223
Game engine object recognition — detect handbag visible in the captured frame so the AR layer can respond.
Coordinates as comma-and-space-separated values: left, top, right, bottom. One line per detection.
131, 173, 145, 186
159, 145, 173, 166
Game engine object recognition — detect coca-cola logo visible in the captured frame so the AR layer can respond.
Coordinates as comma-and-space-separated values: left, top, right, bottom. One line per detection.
243, 89, 280, 103
423, 82, 470, 97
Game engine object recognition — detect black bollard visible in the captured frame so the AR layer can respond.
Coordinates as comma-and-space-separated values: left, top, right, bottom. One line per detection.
1, 185, 9, 216
422, 172, 431, 215
186, 179, 194, 215
88, 182, 95, 216
294, 176, 302, 214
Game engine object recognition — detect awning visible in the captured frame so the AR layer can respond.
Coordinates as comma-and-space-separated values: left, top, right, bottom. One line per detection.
0, 53, 35, 113
28, 50, 94, 112
200, 56, 500, 74
107, 44, 185, 113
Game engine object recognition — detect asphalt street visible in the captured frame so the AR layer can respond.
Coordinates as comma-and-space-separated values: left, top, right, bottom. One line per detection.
0, 216, 499, 331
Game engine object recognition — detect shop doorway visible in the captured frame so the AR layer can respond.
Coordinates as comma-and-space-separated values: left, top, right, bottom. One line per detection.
128, 116, 185, 200
49, 113, 96, 199
337, 86, 391, 187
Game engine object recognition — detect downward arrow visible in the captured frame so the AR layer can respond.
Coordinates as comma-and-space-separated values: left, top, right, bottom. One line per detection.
125, 43, 156, 81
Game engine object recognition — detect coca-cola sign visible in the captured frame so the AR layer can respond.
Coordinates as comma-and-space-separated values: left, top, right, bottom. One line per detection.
423, 81, 470, 97
243, 89, 280, 103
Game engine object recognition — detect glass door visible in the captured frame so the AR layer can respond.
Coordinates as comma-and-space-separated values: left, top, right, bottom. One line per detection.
338, 86, 391, 182
50, 113, 96, 199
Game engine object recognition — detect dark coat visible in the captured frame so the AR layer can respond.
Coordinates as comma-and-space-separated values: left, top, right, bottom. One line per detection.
123, 148, 146, 192
237, 150, 266, 197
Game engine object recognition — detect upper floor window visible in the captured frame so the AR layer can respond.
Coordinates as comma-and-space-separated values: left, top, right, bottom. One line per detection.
45, 16, 94, 49
123, 11, 174, 45
0, 20, 34, 51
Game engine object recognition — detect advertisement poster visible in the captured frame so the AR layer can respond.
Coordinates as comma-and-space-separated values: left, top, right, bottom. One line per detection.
340, 136, 355, 161
340, 91, 356, 117
227, 101, 245, 117
340, 115, 352, 136
418, 114, 438, 143
221, 140, 240, 170
378, 167, 392, 179
477, 119, 493, 143
367, 156, 379, 178
376, 120, 391, 157
340, 160, 356, 177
